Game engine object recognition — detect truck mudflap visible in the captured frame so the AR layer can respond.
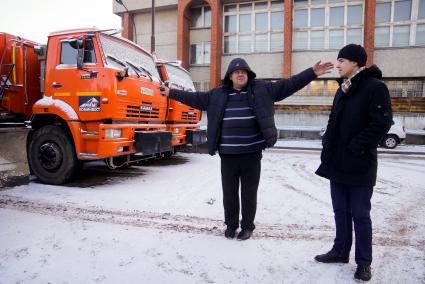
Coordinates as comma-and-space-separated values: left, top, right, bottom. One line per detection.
185, 129, 207, 146
134, 131, 172, 156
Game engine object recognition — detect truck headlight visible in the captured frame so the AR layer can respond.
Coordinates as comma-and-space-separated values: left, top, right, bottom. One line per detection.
105, 129, 122, 138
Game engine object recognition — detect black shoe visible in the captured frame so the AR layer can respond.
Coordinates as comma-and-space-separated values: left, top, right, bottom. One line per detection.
354, 265, 371, 281
236, 229, 253, 241
314, 250, 349, 263
224, 227, 237, 239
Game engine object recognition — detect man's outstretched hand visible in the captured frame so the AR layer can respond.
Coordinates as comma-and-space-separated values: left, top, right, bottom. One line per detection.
313, 60, 334, 76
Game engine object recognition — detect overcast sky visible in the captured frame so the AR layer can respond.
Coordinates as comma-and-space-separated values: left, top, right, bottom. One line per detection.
0, 0, 121, 43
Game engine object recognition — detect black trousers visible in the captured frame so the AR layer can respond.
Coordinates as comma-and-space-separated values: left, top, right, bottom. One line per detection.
220, 151, 262, 231
330, 180, 373, 266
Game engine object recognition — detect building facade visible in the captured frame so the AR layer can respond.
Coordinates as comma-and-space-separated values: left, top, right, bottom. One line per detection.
113, 0, 425, 129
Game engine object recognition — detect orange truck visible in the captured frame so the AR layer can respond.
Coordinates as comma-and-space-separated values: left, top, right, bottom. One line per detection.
0, 29, 172, 185
156, 59, 206, 152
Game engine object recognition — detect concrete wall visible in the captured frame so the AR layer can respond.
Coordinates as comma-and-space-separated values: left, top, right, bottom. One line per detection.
292, 51, 339, 78
190, 28, 211, 44
293, 48, 425, 79
134, 9, 178, 60
222, 53, 283, 79
189, 66, 210, 84
113, 0, 177, 13
374, 47, 425, 77
274, 110, 425, 130
0, 128, 30, 188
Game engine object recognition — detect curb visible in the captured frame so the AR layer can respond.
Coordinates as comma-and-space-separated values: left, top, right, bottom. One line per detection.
271, 146, 425, 156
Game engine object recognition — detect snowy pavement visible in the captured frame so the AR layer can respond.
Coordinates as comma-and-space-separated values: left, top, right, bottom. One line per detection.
0, 149, 424, 283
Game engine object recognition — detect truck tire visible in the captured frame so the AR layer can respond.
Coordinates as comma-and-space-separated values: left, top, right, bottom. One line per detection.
382, 134, 399, 149
28, 125, 81, 184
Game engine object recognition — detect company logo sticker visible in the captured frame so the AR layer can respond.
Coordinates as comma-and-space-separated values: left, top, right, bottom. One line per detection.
79, 96, 100, 112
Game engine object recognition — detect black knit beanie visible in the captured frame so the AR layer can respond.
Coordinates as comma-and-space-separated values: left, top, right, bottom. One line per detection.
337, 44, 367, 67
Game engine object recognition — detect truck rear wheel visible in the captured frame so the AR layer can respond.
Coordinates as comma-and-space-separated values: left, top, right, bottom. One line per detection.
28, 125, 81, 184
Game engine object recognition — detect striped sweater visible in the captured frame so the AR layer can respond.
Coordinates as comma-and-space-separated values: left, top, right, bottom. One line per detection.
219, 88, 266, 154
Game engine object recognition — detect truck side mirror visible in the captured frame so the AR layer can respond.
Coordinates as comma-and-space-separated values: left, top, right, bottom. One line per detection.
76, 39, 84, 70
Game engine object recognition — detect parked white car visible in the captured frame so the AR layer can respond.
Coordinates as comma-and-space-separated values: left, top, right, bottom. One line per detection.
319, 119, 406, 149
380, 119, 406, 149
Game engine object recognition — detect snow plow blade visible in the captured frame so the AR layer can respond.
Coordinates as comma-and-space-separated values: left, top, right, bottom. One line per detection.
185, 129, 207, 146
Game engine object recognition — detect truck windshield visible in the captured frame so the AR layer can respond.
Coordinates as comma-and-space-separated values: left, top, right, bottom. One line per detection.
165, 64, 195, 92
99, 34, 160, 82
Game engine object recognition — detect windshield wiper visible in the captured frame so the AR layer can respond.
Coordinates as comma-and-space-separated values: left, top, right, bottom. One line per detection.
125, 60, 141, 78
137, 65, 153, 82
107, 55, 126, 68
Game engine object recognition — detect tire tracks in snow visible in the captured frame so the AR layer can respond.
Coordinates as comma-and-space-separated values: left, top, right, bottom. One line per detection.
0, 195, 423, 249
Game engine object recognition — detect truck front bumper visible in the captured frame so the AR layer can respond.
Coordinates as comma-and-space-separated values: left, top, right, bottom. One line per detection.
185, 129, 207, 146
134, 131, 172, 156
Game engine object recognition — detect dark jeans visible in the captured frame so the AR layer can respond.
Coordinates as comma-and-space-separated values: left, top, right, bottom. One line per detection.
220, 151, 262, 231
330, 180, 373, 266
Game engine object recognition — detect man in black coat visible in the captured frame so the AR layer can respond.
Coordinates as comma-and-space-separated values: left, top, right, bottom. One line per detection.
160, 58, 333, 240
314, 44, 392, 281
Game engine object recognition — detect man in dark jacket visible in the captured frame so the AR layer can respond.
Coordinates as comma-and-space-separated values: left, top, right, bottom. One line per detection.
160, 58, 333, 240
314, 44, 392, 281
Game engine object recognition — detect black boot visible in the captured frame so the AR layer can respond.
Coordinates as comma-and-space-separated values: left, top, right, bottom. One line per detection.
354, 265, 372, 281
224, 227, 237, 239
236, 229, 253, 241
314, 250, 349, 263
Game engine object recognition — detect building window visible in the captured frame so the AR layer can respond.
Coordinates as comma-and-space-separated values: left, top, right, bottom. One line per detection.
190, 6, 211, 28
375, 0, 425, 47
295, 79, 339, 97
384, 79, 425, 97
190, 42, 211, 65
223, 0, 284, 54
293, 0, 364, 51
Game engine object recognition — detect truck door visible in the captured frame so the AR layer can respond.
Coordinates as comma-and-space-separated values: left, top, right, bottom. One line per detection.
45, 36, 104, 121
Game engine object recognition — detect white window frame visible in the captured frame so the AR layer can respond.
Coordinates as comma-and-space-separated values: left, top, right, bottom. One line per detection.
189, 42, 211, 66
292, 0, 364, 51
190, 5, 212, 29
223, 0, 284, 54
375, 0, 425, 47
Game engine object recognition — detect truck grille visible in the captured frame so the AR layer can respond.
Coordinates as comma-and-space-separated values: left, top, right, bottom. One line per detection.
126, 103, 160, 119
181, 110, 197, 121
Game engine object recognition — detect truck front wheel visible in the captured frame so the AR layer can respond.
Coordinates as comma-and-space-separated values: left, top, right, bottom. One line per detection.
28, 125, 81, 184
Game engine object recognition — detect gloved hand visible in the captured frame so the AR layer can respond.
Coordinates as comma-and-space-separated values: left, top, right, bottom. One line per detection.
159, 84, 170, 96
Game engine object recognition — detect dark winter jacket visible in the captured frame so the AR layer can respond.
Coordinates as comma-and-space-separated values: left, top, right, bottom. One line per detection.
169, 59, 317, 155
315, 65, 393, 186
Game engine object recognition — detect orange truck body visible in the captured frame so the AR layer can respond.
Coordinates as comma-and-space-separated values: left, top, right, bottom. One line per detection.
1, 29, 173, 184
0, 33, 41, 120
156, 60, 206, 148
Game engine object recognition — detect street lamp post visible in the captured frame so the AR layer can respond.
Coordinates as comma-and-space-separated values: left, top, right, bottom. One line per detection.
151, 0, 155, 52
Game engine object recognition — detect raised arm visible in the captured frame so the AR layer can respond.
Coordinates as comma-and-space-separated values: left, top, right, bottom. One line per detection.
271, 61, 333, 102
160, 85, 210, 111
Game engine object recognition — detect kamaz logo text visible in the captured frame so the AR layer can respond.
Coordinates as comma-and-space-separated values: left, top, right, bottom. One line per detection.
140, 105, 153, 111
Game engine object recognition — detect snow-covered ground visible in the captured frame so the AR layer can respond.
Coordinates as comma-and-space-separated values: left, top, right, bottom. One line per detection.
275, 139, 425, 154
0, 149, 424, 283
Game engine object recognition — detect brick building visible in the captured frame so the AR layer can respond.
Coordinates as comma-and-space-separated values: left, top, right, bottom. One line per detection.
113, 0, 425, 129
